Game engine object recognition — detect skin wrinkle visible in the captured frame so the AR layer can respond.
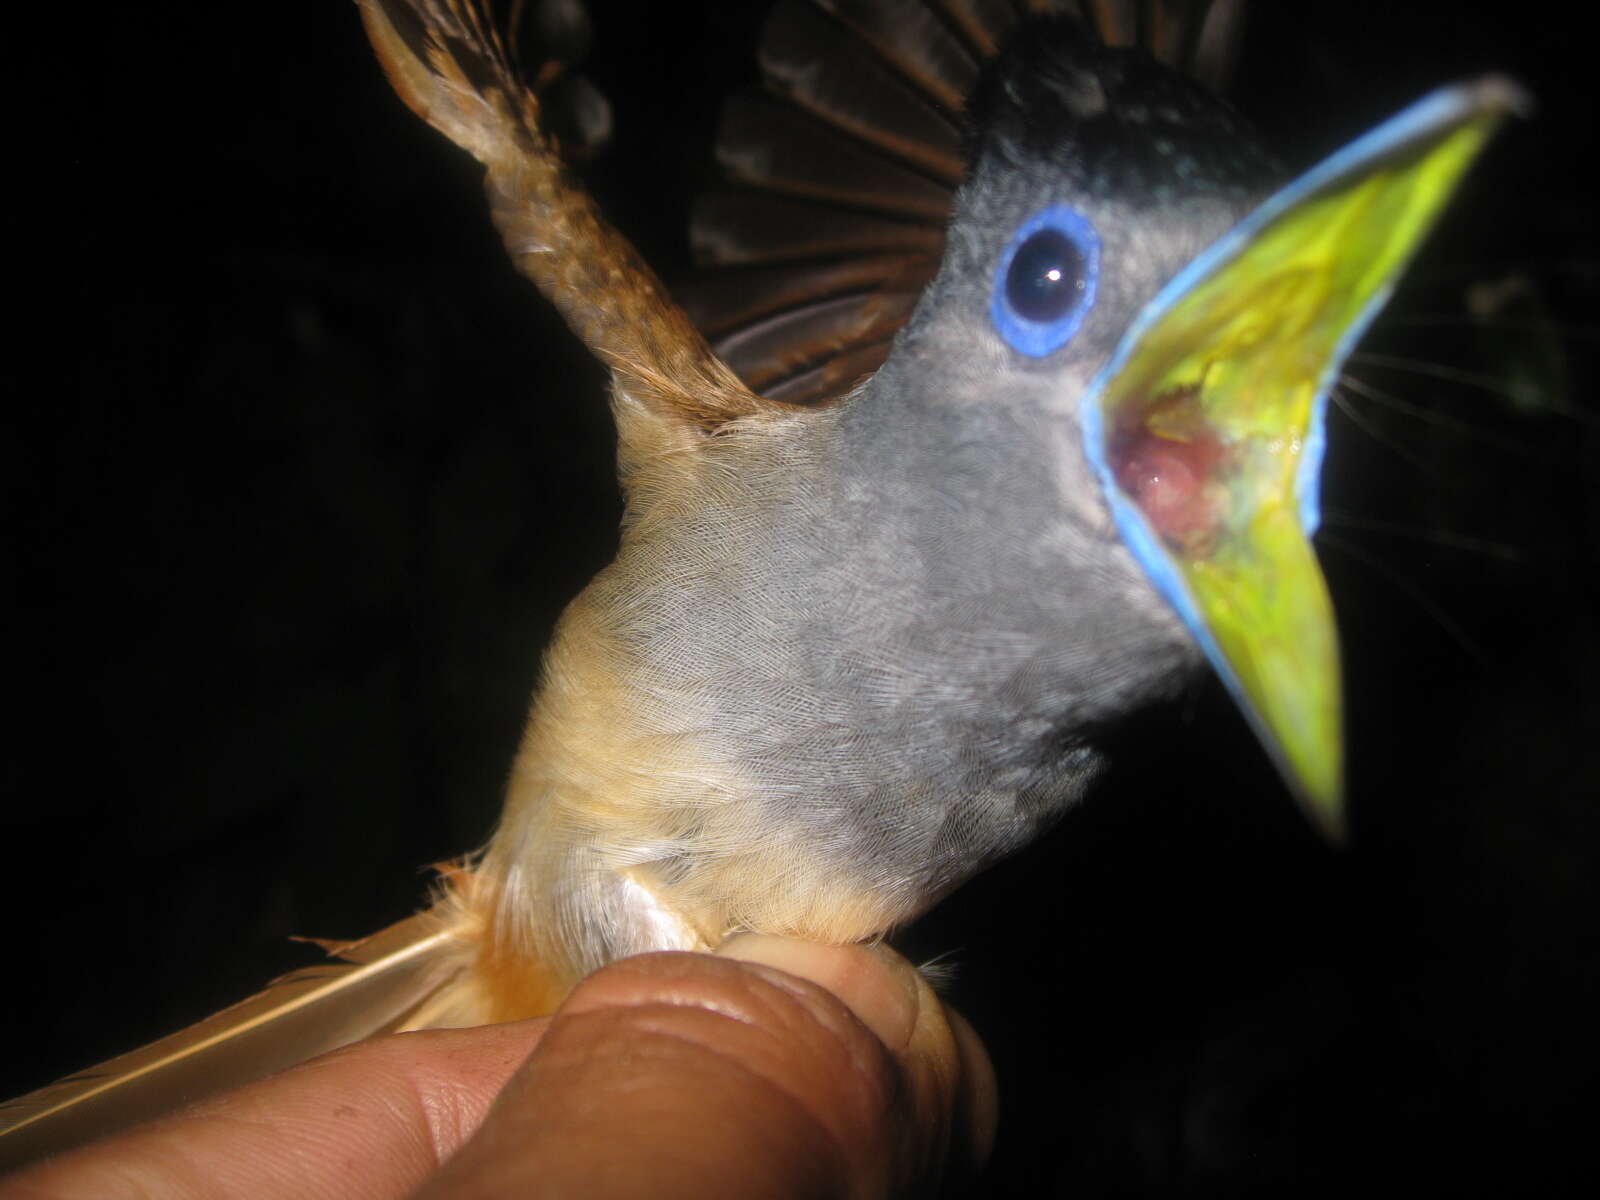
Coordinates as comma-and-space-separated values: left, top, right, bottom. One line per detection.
178, 1066, 429, 1199
541, 1015, 858, 1187
588, 979, 889, 1190
262, 1044, 440, 1187
403, 1028, 542, 1161
132, 1112, 298, 1200
403, 1060, 466, 1175
70, 1112, 286, 1200
568, 955, 897, 1117
437, 1042, 823, 1194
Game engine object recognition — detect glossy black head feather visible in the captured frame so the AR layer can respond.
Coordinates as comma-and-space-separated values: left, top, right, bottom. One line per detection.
966, 18, 1279, 207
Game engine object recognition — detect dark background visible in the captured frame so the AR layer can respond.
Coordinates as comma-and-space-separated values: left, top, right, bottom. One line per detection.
9, 1, 1597, 1194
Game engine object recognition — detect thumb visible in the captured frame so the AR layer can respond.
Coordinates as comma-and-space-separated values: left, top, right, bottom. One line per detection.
718, 933, 998, 1186
420, 939, 996, 1198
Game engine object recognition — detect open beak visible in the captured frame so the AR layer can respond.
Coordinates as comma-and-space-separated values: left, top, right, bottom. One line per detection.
1082, 77, 1528, 839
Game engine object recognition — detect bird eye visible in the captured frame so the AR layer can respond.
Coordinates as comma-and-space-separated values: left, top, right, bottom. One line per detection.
990, 205, 1100, 357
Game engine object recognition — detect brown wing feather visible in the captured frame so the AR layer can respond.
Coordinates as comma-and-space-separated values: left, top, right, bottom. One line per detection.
683, 253, 937, 338
716, 292, 921, 398
757, 0, 968, 182
933, 0, 1029, 59
717, 93, 955, 220
692, 192, 947, 268
809, 0, 985, 114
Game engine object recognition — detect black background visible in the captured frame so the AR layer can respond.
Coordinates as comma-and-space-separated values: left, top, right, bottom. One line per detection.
8, 1, 1598, 1194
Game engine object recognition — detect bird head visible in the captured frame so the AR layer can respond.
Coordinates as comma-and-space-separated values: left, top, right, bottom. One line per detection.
845, 21, 1525, 842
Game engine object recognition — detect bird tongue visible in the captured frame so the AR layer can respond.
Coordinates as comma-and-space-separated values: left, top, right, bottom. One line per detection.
1109, 385, 1230, 560
1082, 77, 1528, 839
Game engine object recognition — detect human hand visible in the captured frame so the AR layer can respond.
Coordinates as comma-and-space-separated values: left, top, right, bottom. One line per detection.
4, 937, 995, 1198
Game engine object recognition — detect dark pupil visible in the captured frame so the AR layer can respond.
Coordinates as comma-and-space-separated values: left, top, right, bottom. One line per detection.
1006, 229, 1084, 323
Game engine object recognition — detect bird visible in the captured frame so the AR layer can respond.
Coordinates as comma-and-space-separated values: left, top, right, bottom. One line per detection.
0, 0, 1522, 1168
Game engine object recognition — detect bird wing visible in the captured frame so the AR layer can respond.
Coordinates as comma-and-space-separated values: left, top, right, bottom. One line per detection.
679, 0, 1246, 404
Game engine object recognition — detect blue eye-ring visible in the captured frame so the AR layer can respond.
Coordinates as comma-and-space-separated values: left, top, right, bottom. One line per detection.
990, 204, 1101, 358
